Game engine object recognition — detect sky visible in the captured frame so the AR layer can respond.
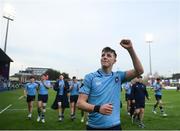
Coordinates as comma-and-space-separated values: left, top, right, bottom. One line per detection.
0, 0, 179, 79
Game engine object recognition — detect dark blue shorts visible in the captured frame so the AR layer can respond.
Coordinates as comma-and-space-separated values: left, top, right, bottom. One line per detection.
155, 95, 162, 101
135, 101, 145, 109
70, 95, 78, 103
27, 95, 35, 102
125, 94, 131, 101
57, 95, 63, 102
38, 94, 48, 103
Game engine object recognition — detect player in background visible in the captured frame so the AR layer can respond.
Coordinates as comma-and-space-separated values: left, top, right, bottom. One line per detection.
152, 78, 167, 116
69, 76, 81, 120
131, 76, 149, 128
24, 76, 38, 119
37, 74, 51, 123
124, 81, 132, 115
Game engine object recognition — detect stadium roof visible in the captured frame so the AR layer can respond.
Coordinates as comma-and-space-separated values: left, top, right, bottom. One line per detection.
0, 48, 13, 62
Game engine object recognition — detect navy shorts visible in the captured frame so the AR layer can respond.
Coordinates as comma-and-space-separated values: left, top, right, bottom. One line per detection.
135, 101, 145, 109
155, 95, 162, 101
57, 95, 63, 102
38, 94, 48, 103
125, 94, 131, 101
70, 95, 78, 103
27, 95, 35, 102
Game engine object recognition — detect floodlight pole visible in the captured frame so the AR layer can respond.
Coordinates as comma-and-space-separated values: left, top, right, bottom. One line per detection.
148, 41, 152, 76
3, 16, 13, 53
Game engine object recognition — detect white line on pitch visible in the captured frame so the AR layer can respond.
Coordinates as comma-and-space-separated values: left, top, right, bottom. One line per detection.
6, 108, 50, 111
0, 104, 12, 114
8, 108, 27, 111
18, 95, 24, 100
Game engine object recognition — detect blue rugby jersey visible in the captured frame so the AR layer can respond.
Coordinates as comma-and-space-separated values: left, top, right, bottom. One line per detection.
25, 82, 38, 96
153, 82, 162, 96
79, 69, 126, 128
58, 80, 65, 95
70, 81, 80, 96
124, 82, 131, 95
38, 80, 51, 95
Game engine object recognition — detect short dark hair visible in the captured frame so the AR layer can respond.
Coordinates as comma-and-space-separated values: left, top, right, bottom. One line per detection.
30, 76, 35, 79
102, 47, 117, 58
59, 74, 64, 76
42, 73, 48, 77
72, 76, 76, 79
156, 78, 161, 81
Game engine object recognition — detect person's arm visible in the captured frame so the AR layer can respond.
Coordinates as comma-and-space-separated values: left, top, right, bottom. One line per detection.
77, 94, 113, 115
130, 84, 135, 103
160, 83, 165, 89
36, 84, 39, 91
64, 81, 69, 90
124, 83, 127, 91
69, 82, 73, 91
77, 94, 94, 112
43, 80, 51, 89
24, 84, 27, 97
120, 39, 144, 81
144, 86, 149, 100
24, 89, 27, 97
78, 82, 81, 90
154, 84, 160, 91
154, 87, 158, 91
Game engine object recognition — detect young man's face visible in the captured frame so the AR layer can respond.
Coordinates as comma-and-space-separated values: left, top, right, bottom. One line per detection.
101, 52, 116, 68
73, 78, 77, 82
157, 79, 161, 83
59, 75, 64, 80
41, 75, 46, 81
45, 75, 49, 80
30, 78, 35, 83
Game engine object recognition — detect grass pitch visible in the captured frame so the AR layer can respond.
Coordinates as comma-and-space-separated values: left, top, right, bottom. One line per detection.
0, 88, 180, 130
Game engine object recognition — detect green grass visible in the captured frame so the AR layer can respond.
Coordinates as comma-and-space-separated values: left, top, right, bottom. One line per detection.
121, 88, 180, 130
0, 88, 180, 130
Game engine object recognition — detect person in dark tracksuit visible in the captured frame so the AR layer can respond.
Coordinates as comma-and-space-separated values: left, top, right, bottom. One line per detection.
131, 76, 149, 128
52, 76, 70, 122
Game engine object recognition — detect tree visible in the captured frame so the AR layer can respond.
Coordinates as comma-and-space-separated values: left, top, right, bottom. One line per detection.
45, 69, 70, 80
61, 72, 69, 79
172, 73, 180, 79
45, 69, 60, 80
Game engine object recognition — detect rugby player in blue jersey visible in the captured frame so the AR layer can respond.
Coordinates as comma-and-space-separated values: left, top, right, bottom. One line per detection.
69, 76, 81, 120
152, 78, 167, 116
124, 81, 132, 115
37, 74, 51, 123
77, 39, 144, 130
24, 76, 38, 119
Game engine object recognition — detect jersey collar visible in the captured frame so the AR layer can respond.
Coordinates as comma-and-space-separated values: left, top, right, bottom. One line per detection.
97, 68, 113, 76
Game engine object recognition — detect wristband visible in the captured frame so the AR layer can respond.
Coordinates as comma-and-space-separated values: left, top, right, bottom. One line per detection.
93, 105, 101, 112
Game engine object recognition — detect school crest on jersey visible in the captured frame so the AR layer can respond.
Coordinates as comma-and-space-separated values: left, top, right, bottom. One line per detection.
95, 81, 102, 86
115, 77, 119, 83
